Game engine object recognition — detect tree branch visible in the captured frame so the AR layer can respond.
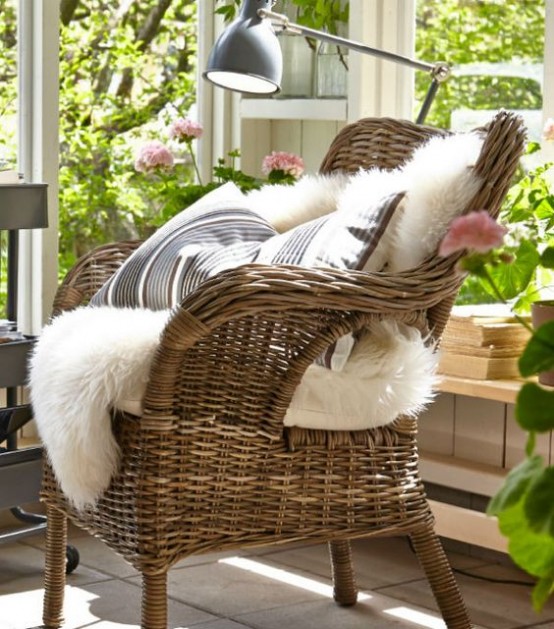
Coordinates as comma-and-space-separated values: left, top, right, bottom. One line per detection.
116, 0, 173, 99
60, 0, 80, 26
101, 46, 195, 137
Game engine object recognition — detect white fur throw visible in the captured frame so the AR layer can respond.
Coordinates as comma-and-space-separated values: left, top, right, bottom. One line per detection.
284, 320, 438, 431
29, 306, 437, 509
248, 131, 484, 271
29, 307, 171, 510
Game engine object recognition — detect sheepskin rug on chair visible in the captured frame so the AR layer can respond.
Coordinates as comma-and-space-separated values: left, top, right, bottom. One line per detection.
29, 307, 170, 510
30, 306, 437, 510
30, 129, 484, 509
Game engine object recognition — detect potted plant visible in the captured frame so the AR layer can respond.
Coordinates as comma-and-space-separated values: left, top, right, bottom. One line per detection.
458, 119, 554, 387
130, 113, 305, 231
438, 121, 554, 609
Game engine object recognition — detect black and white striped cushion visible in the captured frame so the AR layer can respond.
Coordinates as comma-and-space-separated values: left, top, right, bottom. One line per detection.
254, 191, 404, 370
256, 191, 403, 271
91, 185, 274, 309
91, 184, 404, 370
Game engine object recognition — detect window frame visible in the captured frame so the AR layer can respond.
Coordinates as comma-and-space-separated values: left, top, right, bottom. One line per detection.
17, 0, 60, 334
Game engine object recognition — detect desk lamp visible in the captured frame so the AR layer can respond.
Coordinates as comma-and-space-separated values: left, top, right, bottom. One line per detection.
203, 0, 450, 124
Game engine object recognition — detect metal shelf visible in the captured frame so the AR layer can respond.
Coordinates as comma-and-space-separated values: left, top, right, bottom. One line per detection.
0, 337, 36, 389
0, 447, 43, 510
0, 182, 48, 541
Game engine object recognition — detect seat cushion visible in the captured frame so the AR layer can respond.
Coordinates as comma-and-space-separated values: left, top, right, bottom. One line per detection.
117, 318, 439, 431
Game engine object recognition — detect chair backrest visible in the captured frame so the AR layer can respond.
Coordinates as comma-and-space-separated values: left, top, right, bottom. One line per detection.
320, 111, 525, 220
318, 111, 526, 337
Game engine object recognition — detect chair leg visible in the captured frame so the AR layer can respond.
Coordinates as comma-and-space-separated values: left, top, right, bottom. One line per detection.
328, 539, 358, 606
410, 523, 472, 629
42, 505, 67, 629
142, 571, 168, 629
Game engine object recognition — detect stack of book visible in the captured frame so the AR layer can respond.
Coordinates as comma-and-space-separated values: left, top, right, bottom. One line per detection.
438, 304, 531, 379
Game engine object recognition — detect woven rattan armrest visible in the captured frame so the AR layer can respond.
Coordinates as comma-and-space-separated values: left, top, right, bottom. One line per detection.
52, 240, 142, 315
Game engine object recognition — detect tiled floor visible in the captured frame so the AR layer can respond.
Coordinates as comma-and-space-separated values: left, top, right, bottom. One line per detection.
1, 517, 554, 629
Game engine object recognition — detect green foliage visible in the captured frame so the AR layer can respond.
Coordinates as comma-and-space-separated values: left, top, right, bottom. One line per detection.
215, 0, 348, 34
461, 157, 554, 313
138, 144, 298, 230
286, 0, 348, 35
494, 498, 554, 610
0, 0, 17, 168
516, 382, 554, 431
57, 0, 198, 276
519, 322, 554, 379
488, 455, 544, 515
485, 239, 542, 304
462, 222, 554, 610
484, 315, 554, 610
415, 0, 545, 128
488, 448, 554, 611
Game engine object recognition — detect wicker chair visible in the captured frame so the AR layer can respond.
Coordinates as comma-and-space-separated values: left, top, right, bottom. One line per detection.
40, 110, 526, 629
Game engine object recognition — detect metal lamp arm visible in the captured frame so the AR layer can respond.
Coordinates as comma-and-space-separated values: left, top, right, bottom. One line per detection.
258, 8, 450, 124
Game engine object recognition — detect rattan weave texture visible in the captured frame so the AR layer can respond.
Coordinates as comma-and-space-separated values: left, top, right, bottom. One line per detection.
41, 111, 526, 629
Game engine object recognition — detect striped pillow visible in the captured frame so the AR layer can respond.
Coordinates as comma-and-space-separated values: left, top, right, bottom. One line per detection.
91, 183, 275, 309
256, 191, 405, 370
256, 191, 403, 270
91, 184, 404, 371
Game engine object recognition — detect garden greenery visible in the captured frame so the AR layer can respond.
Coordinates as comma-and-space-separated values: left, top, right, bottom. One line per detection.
458, 142, 554, 311
215, 0, 349, 35
56, 0, 199, 276
133, 117, 304, 228
0, 0, 546, 279
441, 209, 554, 611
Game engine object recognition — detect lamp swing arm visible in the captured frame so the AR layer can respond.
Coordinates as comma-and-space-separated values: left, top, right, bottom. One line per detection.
258, 8, 451, 84
203, 0, 451, 124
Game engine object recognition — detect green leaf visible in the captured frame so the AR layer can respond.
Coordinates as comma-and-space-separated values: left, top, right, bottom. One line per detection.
516, 382, 554, 432
483, 240, 540, 300
497, 499, 554, 582
541, 246, 554, 269
487, 454, 543, 516
518, 321, 554, 377
524, 467, 554, 536
533, 575, 554, 612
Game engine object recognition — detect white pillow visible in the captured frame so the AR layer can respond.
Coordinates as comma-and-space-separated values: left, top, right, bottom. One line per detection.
245, 173, 348, 233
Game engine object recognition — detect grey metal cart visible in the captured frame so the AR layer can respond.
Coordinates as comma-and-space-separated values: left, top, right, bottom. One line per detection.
0, 183, 79, 572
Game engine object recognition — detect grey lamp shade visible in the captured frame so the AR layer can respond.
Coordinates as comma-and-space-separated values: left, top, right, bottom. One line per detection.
203, 0, 283, 94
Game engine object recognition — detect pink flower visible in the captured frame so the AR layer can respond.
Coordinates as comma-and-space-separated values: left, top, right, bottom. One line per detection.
169, 117, 203, 142
438, 211, 508, 257
261, 151, 304, 178
134, 141, 174, 173
542, 118, 554, 142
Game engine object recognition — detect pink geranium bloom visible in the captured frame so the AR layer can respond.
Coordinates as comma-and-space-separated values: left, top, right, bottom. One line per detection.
261, 151, 305, 178
543, 117, 554, 142
439, 210, 507, 257
134, 140, 174, 173
169, 117, 204, 142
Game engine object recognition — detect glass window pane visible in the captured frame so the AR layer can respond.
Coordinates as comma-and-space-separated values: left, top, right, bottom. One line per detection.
415, 0, 545, 142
